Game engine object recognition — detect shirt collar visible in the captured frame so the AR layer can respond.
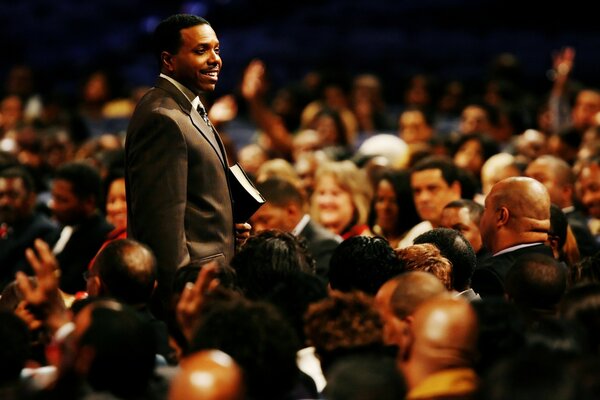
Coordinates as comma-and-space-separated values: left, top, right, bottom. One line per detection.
493, 242, 542, 257
292, 214, 311, 236
159, 73, 205, 111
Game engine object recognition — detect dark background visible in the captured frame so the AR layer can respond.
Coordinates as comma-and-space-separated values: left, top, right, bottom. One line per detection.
2, 0, 599, 103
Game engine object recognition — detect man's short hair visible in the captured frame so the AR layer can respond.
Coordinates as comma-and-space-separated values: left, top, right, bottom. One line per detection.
81, 300, 157, 398
93, 239, 157, 304
329, 236, 403, 295
505, 253, 567, 312
411, 155, 460, 187
54, 161, 103, 205
153, 14, 210, 65
0, 166, 35, 194
191, 296, 300, 400
231, 230, 316, 299
413, 228, 477, 292
255, 177, 306, 208
444, 199, 484, 225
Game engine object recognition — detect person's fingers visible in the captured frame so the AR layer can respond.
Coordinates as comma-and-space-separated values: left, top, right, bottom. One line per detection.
15, 271, 35, 302
195, 261, 219, 295
34, 239, 56, 270
24, 247, 42, 274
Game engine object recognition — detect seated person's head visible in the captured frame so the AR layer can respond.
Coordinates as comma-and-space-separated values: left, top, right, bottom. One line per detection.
328, 235, 403, 295
414, 227, 477, 292
51, 161, 103, 225
304, 290, 386, 373
190, 296, 300, 400
395, 243, 453, 290
88, 238, 157, 305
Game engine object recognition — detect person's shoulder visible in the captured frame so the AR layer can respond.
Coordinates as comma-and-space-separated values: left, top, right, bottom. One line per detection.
303, 219, 342, 244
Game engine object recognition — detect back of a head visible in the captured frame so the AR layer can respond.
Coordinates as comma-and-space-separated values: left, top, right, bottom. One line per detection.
328, 236, 403, 295
325, 354, 407, 400
304, 290, 385, 373
390, 271, 447, 319
54, 161, 102, 205
505, 253, 566, 313
414, 227, 477, 292
489, 177, 551, 233
191, 296, 299, 400
93, 238, 157, 305
480, 153, 520, 195
395, 243, 453, 290
560, 283, 600, 354
410, 297, 478, 368
169, 350, 245, 400
81, 300, 157, 398
231, 230, 316, 299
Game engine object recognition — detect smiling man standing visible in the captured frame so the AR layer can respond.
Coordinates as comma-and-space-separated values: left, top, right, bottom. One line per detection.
126, 14, 243, 317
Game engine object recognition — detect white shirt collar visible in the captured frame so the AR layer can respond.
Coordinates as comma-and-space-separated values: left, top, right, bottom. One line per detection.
493, 242, 543, 257
562, 206, 575, 213
159, 73, 205, 111
292, 214, 311, 236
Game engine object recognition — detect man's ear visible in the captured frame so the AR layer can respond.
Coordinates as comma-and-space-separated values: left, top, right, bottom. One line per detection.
161, 51, 175, 73
497, 206, 510, 226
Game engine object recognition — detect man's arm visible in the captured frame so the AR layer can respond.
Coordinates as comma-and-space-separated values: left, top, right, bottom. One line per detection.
127, 111, 190, 278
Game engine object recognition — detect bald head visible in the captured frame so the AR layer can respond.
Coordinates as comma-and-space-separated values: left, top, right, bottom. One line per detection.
488, 177, 550, 222
169, 350, 245, 400
90, 239, 157, 304
525, 155, 575, 208
389, 272, 447, 319
481, 177, 550, 253
402, 297, 478, 388
480, 153, 521, 195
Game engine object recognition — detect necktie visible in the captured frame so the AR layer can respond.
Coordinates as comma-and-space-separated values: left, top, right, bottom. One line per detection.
197, 105, 213, 129
196, 105, 225, 164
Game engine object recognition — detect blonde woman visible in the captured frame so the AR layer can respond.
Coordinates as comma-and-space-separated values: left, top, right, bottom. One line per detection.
311, 160, 373, 240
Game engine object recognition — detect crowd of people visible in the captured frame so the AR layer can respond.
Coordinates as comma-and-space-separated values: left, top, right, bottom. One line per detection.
0, 13, 600, 399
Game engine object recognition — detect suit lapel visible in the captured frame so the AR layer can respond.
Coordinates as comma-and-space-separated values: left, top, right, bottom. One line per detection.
189, 111, 226, 166
155, 78, 227, 167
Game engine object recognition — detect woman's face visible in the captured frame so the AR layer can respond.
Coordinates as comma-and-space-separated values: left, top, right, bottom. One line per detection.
106, 178, 127, 231
313, 174, 354, 235
454, 139, 484, 175
315, 115, 340, 146
375, 179, 399, 234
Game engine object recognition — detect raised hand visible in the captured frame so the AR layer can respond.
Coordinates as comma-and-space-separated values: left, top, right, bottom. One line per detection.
15, 239, 67, 333
176, 261, 220, 343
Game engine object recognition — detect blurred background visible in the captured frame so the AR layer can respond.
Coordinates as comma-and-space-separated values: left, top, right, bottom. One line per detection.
2, 0, 599, 103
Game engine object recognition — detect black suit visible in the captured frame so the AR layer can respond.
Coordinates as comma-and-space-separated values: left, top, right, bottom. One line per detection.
472, 243, 554, 298
299, 218, 342, 278
49, 212, 113, 295
0, 213, 58, 291
565, 209, 599, 257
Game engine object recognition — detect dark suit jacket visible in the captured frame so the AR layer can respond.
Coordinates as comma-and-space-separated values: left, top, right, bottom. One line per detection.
471, 243, 554, 298
0, 213, 58, 291
299, 218, 342, 278
49, 212, 113, 295
125, 77, 235, 294
565, 209, 599, 257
